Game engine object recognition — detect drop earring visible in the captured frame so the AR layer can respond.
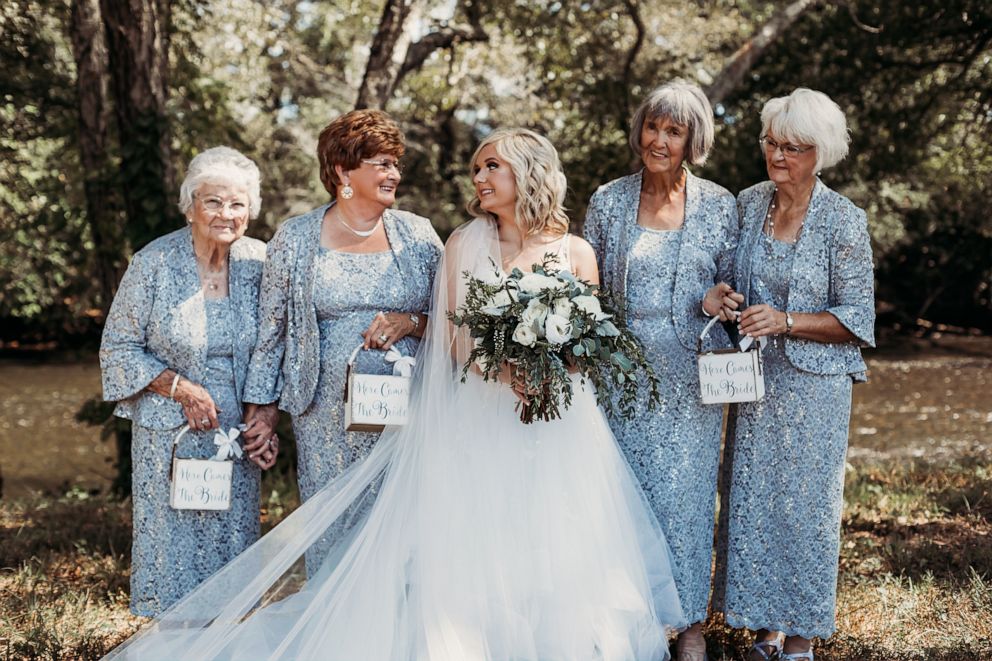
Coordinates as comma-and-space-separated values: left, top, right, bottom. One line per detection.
340, 183, 354, 200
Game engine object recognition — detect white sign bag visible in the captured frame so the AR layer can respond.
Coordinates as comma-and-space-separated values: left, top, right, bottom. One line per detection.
344, 344, 413, 432
697, 316, 765, 404
169, 424, 239, 511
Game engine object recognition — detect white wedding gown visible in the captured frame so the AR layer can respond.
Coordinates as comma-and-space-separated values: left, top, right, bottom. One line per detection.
105, 218, 686, 661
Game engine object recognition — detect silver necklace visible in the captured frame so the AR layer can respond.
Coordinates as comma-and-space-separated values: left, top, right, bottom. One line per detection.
197, 262, 226, 291
337, 209, 382, 237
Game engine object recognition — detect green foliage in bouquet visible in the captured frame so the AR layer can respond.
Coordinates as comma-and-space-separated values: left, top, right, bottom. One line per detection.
449, 255, 660, 424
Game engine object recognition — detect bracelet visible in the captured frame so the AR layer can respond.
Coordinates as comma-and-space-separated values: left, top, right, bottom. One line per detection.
701, 301, 714, 318
409, 313, 420, 331
169, 373, 182, 400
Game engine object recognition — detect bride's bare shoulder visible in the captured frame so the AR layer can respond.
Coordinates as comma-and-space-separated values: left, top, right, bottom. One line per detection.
567, 235, 599, 284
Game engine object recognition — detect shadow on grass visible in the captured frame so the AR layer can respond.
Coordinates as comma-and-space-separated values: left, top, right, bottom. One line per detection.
0, 492, 132, 568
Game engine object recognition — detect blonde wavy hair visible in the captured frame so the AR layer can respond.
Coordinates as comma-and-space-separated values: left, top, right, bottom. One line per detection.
466, 128, 570, 236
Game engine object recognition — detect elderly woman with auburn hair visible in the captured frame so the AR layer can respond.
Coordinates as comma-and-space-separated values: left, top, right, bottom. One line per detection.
241, 109, 443, 573
584, 80, 739, 661
714, 88, 875, 661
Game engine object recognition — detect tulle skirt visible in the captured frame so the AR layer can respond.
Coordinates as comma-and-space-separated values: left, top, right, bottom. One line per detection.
113, 374, 685, 661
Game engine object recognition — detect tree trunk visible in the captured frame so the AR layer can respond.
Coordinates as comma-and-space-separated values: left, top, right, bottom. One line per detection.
99, 0, 176, 250
70, 0, 122, 313
355, 0, 416, 110
618, 0, 645, 131
705, 0, 821, 105
356, 0, 488, 111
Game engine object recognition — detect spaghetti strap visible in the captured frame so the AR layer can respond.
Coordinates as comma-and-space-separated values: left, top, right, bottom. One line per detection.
554, 233, 571, 269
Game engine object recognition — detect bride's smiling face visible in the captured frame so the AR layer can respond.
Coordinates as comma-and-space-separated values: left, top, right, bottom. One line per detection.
472, 143, 516, 219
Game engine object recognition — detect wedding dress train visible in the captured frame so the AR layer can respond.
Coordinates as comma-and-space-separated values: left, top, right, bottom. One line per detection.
105, 218, 686, 661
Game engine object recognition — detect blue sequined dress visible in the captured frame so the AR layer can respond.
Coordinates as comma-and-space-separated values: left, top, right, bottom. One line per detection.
612, 225, 725, 625
294, 247, 427, 572
720, 237, 852, 639
130, 297, 261, 616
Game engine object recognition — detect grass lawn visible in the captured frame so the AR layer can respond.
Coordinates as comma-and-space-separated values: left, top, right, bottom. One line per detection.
1, 457, 989, 660
2, 338, 990, 659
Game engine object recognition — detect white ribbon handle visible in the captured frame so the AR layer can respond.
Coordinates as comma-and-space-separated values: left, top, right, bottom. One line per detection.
697, 314, 766, 352
347, 343, 416, 377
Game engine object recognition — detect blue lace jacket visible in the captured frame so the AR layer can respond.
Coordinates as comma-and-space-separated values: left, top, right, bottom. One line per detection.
583, 169, 739, 353
100, 227, 266, 429
243, 205, 443, 415
735, 179, 876, 380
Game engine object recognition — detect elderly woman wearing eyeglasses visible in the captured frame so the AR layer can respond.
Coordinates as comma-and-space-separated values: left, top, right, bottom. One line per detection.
713, 89, 875, 661
100, 147, 270, 616
241, 109, 443, 573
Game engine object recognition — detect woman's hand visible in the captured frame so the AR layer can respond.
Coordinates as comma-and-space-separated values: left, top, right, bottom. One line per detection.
738, 304, 788, 338
242, 403, 280, 470
361, 311, 420, 351
174, 379, 221, 432
704, 282, 744, 321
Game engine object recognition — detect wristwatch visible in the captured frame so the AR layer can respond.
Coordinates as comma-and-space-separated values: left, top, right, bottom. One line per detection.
785, 311, 795, 335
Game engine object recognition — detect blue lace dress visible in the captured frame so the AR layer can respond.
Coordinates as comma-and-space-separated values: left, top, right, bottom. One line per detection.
720, 237, 852, 639
611, 225, 725, 625
130, 297, 261, 616
294, 247, 428, 573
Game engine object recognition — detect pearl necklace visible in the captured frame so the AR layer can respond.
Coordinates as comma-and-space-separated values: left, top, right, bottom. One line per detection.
337, 209, 382, 237
764, 185, 814, 244
764, 188, 778, 240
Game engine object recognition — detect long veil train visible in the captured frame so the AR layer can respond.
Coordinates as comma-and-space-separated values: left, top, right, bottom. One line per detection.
104, 218, 687, 661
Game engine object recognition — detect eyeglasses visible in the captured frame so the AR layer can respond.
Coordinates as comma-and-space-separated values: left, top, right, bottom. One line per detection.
759, 136, 815, 157
195, 195, 249, 215
361, 158, 404, 174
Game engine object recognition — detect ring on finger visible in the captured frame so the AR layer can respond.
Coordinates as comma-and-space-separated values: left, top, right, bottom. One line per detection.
378, 333, 389, 343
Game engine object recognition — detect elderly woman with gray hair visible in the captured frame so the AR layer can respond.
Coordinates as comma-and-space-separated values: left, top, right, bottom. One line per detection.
713, 89, 875, 661
100, 146, 271, 616
584, 80, 739, 661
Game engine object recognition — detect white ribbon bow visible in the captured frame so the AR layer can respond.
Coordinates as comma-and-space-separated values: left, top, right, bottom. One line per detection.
384, 346, 416, 377
212, 427, 244, 461
738, 334, 768, 352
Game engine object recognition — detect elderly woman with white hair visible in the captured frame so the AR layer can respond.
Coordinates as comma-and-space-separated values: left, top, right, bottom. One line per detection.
584, 80, 739, 661
713, 89, 875, 661
100, 146, 272, 616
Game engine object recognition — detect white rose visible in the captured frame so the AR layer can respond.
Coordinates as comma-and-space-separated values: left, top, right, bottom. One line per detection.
512, 322, 537, 347
572, 295, 603, 315
482, 289, 513, 315
552, 296, 574, 318
517, 272, 560, 294
544, 313, 572, 345
520, 299, 549, 327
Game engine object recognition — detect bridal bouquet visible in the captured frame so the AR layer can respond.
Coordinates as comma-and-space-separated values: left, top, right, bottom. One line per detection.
449, 256, 659, 423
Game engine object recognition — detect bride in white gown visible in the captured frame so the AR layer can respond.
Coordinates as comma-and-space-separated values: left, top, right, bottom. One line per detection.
105, 128, 686, 661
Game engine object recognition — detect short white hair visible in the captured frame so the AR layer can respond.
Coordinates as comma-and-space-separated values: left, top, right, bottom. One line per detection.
178, 146, 262, 219
760, 88, 850, 172
629, 80, 715, 166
